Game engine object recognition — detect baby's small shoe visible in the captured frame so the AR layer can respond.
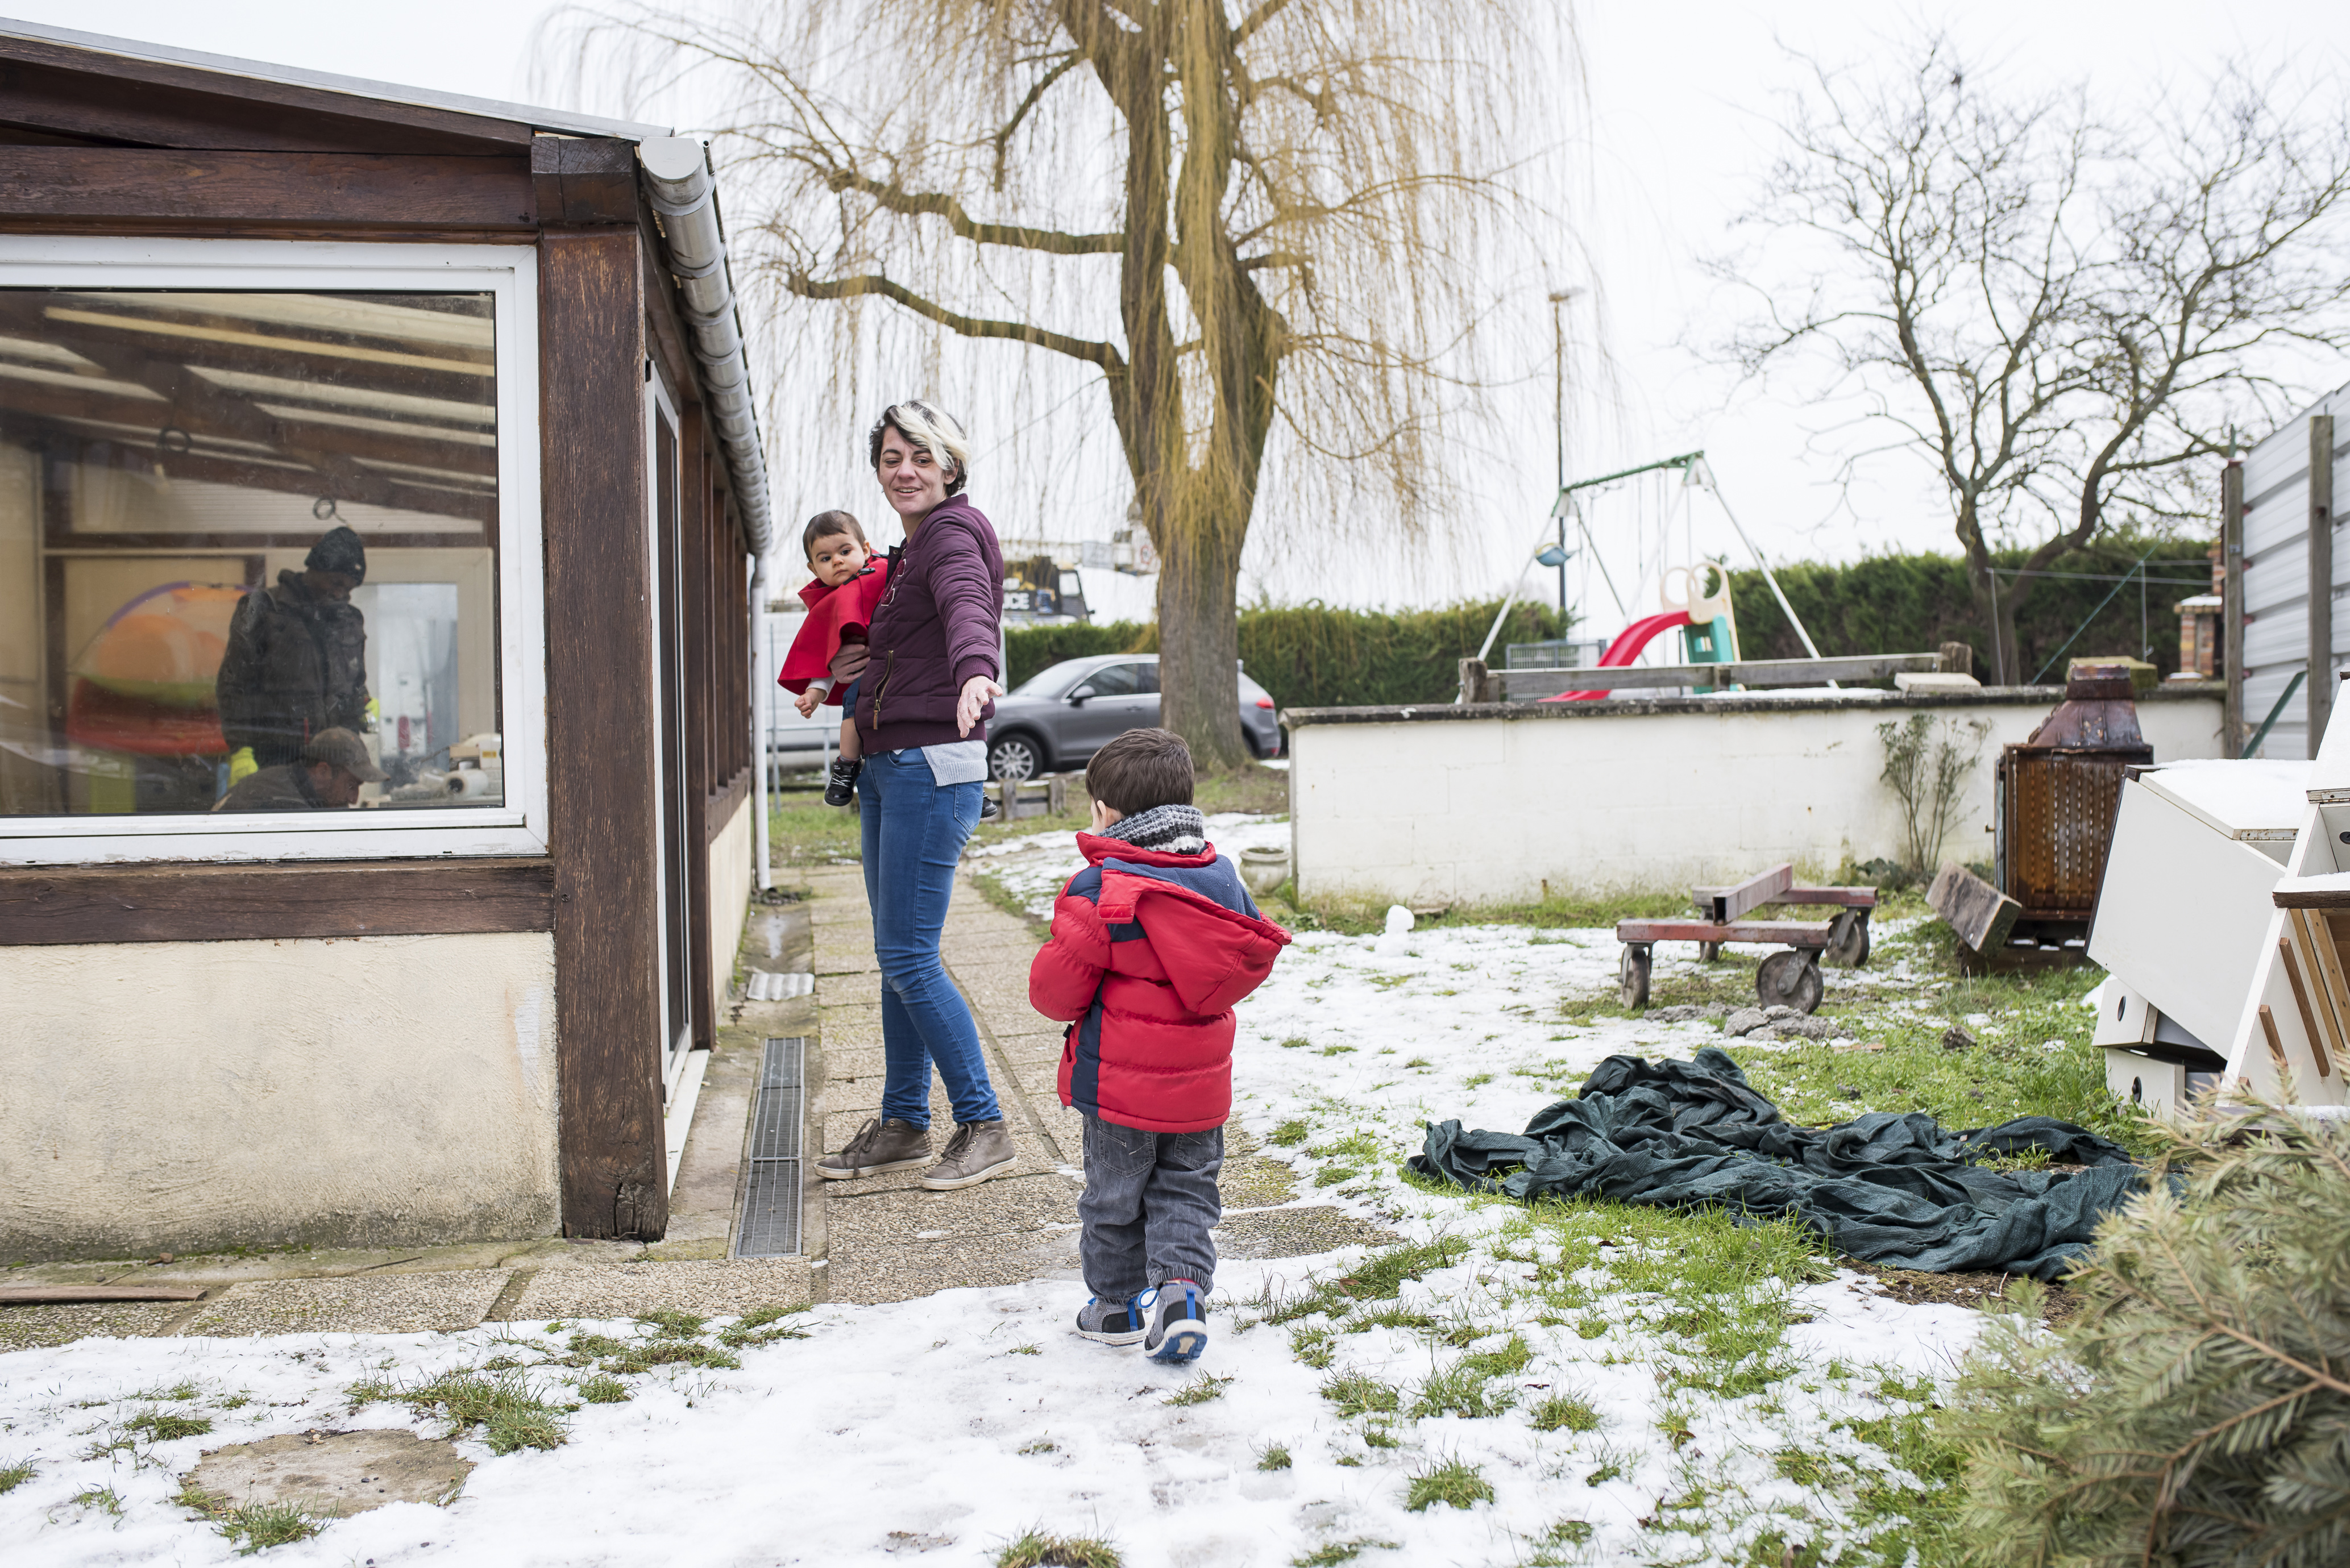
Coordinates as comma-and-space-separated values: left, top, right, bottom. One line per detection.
824, 758, 861, 807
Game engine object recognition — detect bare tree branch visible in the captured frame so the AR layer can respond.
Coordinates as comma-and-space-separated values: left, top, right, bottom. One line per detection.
787, 269, 1126, 371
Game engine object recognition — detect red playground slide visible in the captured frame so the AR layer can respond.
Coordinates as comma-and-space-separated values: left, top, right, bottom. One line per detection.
1543, 610, 1693, 701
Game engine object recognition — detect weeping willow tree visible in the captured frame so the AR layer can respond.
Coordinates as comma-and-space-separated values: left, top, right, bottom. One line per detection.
556, 0, 1543, 765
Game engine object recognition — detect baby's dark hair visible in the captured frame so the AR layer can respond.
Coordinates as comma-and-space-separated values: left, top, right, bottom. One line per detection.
802, 510, 866, 561
1085, 726, 1194, 816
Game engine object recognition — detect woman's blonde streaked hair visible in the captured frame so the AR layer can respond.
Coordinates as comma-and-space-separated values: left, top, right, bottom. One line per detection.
867, 400, 971, 496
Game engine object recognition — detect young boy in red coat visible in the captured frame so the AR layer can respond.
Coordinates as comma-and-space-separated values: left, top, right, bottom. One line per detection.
1029, 727, 1292, 1362
777, 511, 890, 806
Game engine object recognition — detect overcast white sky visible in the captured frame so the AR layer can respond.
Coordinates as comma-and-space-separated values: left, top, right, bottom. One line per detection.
14, 1, 2350, 631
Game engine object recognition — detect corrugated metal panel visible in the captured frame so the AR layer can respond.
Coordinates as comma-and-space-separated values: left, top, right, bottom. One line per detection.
2238, 381, 2350, 758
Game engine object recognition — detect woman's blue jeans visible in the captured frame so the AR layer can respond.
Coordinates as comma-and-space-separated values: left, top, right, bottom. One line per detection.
858, 748, 1002, 1128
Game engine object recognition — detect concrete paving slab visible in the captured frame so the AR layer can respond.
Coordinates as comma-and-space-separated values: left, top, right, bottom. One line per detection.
812, 941, 881, 976
818, 972, 885, 1007
1221, 1155, 1302, 1210
1213, 1207, 1401, 1260
185, 1429, 471, 1517
178, 1269, 512, 1336
507, 1258, 812, 1321
823, 1230, 1082, 1305
825, 1173, 1076, 1244
0, 1300, 193, 1349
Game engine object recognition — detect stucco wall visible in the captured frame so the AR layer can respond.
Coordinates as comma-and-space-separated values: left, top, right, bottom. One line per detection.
707, 791, 753, 1017
0, 931, 558, 1261
1288, 689, 2226, 907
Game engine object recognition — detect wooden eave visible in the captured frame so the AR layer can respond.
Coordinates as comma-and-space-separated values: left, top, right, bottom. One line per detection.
0, 40, 534, 156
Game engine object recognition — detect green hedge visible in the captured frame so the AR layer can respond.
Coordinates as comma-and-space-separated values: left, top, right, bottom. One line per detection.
1725, 538, 2218, 680
1005, 598, 1570, 709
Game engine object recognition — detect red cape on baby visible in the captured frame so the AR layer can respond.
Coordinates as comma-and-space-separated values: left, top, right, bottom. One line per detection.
777, 559, 892, 704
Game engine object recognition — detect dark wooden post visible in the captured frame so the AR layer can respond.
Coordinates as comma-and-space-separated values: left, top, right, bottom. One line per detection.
540, 228, 668, 1240
2223, 457, 2244, 754
2312, 415, 2335, 752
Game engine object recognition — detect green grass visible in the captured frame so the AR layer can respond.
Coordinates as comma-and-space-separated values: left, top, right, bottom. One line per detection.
635, 1308, 707, 1339
218, 1501, 321, 1554
358, 1367, 570, 1454
1406, 1457, 1495, 1512
1289, 886, 1689, 937
1269, 1118, 1310, 1146
122, 1409, 213, 1441
1291, 1542, 1399, 1567
71, 1484, 124, 1519
1409, 1358, 1516, 1420
1530, 1392, 1602, 1433
1256, 1442, 1293, 1471
997, 1530, 1122, 1568
1721, 949, 2154, 1148
1526, 1520, 1596, 1566
719, 1303, 812, 1348
1163, 1374, 1232, 1406
767, 796, 861, 864
0, 1460, 33, 1495
1266, 1236, 1471, 1324
1321, 1371, 1401, 1417
572, 1373, 631, 1404
132, 1379, 201, 1401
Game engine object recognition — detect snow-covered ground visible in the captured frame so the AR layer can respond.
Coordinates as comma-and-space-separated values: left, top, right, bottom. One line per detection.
0, 822, 1988, 1567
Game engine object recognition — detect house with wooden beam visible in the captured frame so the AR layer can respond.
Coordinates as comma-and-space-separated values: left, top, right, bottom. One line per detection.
0, 22, 774, 1258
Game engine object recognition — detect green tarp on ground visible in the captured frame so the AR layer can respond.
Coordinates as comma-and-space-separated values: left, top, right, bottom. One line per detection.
1408, 1046, 2143, 1279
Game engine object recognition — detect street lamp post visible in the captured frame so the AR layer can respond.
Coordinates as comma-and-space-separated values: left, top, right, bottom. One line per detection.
1547, 288, 1580, 622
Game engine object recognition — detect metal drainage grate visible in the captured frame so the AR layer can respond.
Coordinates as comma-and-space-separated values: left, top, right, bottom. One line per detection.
735, 1037, 806, 1257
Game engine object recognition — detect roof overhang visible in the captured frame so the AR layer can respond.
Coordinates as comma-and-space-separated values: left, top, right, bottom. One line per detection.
0, 15, 672, 142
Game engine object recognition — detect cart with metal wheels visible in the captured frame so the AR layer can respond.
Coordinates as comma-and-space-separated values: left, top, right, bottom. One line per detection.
1613, 863, 1876, 1012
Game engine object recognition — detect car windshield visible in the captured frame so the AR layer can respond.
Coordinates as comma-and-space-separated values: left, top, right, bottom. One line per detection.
1009, 661, 1102, 699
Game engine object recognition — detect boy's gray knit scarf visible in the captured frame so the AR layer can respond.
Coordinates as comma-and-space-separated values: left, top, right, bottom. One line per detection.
1095, 802, 1207, 856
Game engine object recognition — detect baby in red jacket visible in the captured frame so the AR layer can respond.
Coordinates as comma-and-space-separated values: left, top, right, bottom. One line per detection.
1029, 727, 1292, 1363
777, 511, 890, 807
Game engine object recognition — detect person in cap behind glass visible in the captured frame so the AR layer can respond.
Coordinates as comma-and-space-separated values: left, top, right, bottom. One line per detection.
215, 525, 372, 786
213, 727, 385, 812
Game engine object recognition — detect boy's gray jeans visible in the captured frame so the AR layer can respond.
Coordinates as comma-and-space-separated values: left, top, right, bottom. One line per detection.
1079, 1114, 1223, 1300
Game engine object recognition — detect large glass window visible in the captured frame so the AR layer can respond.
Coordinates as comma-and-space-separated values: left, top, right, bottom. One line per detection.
0, 288, 506, 821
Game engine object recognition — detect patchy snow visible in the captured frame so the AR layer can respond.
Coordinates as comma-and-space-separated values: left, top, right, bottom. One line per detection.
970, 813, 1292, 920
0, 903, 1986, 1568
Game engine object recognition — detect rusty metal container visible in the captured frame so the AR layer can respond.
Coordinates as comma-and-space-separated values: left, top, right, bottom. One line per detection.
1996, 664, 2153, 924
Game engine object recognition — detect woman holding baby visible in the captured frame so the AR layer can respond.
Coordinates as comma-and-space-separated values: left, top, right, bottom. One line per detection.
806, 401, 1016, 1192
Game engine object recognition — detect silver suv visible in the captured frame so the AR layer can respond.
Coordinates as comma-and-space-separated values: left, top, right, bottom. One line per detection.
984, 654, 1282, 781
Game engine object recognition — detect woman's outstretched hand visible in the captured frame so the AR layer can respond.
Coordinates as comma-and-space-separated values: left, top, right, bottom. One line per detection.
956, 675, 1005, 738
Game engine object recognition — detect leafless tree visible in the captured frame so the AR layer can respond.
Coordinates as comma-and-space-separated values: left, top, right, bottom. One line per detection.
1716, 38, 2350, 681
555, 0, 1548, 764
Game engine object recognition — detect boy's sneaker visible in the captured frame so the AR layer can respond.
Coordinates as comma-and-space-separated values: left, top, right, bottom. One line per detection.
823, 757, 861, 807
979, 794, 1001, 821
919, 1118, 1016, 1190
1074, 1294, 1147, 1346
1140, 1278, 1210, 1363
815, 1116, 928, 1180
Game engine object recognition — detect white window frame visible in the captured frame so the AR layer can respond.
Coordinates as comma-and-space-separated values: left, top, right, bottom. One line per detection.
0, 237, 548, 865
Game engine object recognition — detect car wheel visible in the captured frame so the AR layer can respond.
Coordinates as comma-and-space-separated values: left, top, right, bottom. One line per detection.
989, 732, 1043, 782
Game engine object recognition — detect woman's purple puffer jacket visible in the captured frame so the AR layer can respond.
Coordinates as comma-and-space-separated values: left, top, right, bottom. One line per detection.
853, 495, 1006, 754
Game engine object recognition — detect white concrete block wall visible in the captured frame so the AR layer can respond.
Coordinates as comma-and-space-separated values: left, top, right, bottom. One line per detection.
1289, 692, 2226, 906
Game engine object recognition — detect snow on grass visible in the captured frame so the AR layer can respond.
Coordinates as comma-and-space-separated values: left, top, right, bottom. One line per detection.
0, 904, 1989, 1568
970, 812, 1292, 921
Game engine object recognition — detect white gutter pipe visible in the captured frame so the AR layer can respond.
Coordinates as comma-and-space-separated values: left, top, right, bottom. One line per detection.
638, 136, 773, 560
640, 136, 776, 889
